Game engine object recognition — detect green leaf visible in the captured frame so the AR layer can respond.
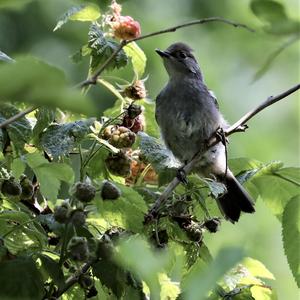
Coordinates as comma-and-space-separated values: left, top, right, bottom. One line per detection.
11, 157, 26, 178
40, 118, 95, 157
250, 0, 287, 24
53, 4, 101, 31
40, 254, 65, 290
0, 50, 14, 62
0, 103, 32, 151
140, 99, 160, 138
94, 184, 147, 232
0, 56, 97, 115
282, 195, 300, 288
138, 132, 180, 185
242, 257, 275, 280
115, 236, 169, 300
88, 24, 128, 72
33, 107, 56, 139
181, 247, 244, 300
251, 163, 300, 220
25, 152, 74, 201
124, 42, 147, 78
0, 256, 44, 300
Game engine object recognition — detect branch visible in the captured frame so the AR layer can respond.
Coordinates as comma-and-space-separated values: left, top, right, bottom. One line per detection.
54, 260, 95, 298
144, 82, 300, 223
0, 106, 38, 129
78, 17, 254, 88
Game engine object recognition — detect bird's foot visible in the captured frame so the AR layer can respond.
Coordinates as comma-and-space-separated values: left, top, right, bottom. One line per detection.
215, 127, 228, 146
177, 167, 188, 185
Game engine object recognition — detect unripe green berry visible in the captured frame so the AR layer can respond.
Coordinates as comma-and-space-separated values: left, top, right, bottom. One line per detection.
1, 177, 22, 197
54, 201, 71, 223
67, 237, 89, 262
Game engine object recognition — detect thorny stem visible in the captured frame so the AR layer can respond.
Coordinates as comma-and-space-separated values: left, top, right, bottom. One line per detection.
144, 82, 300, 223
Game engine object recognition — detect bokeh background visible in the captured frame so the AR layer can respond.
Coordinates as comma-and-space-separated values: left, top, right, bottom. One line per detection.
0, 0, 299, 298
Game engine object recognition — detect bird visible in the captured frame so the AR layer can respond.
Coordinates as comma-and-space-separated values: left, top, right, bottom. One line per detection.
155, 42, 255, 223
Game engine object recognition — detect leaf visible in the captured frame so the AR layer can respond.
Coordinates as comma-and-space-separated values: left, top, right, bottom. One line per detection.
181, 247, 244, 300
250, 0, 288, 24
0, 0, 33, 10
140, 99, 160, 138
25, 152, 74, 201
11, 157, 26, 178
206, 180, 227, 198
282, 195, 300, 288
33, 107, 56, 139
94, 184, 147, 233
0, 103, 32, 151
53, 4, 101, 31
39, 254, 65, 290
115, 236, 169, 300
88, 24, 128, 72
251, 162, 300, 220
124, 42, 147, 78
0, 50, 14, 62
0, 256, 44, 300
40, 118, 95, 157
0, 56, 97, 115
242, 257, 275, 280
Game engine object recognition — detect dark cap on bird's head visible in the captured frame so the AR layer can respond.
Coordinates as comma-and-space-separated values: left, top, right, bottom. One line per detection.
155, 42, 202, 79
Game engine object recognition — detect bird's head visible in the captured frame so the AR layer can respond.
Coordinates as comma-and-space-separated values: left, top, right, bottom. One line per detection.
155, 42, 202, 79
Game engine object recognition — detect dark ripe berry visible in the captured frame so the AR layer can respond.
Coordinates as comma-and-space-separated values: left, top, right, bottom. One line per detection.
203, 218, 221, 233
70, 209, 86, 227
54, 201, 71, 223
127, 104, 142, 119
102, 125, 135, 148
122, 114, 144, 133
79, 274, 93, 289
184, 221, 203, 242
105, 151, 131, 177
86, 285, 98, 298
101, 180, 121, 200
67, 237, 89, 262
1, 177, 22, 196
72, 182, 96, 203
20, 176, 34, 200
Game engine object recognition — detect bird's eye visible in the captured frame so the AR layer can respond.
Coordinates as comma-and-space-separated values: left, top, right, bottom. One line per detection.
178, 51, 187, 59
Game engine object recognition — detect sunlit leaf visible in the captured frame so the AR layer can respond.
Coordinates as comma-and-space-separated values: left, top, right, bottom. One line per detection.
124, 42, 147, 78
282, 195, 300, 287
53, 4, 101, 31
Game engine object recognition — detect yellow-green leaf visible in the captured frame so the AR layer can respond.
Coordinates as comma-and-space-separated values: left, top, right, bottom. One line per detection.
124, 42, 147, 78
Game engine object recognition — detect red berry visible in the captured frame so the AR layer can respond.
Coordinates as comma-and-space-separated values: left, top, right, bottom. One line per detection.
112, 16, 141, 40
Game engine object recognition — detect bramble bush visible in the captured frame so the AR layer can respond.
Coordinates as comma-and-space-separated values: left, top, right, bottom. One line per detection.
0, 1, 299, 299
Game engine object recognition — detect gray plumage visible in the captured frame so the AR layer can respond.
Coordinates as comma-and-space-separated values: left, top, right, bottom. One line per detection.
155, 42, 255, 222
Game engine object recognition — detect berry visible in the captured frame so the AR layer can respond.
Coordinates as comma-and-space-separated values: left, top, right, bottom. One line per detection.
1, 177, 22, 196
86, 286, 98, 298
203, 218, 221, 233
112, 16, 141, 40
79, 274, 93, 289
102, 125, 136, 148
97, 234, 114, 260
54, 201, 71, 223
122, 114, 144, 133
67, 237, 89, 262
105, 151, 131, 177
101, 180, 121, 200
185, 222, 203, 242
72, 182, 96, 203
127, 104, 143, 119
122, 81, 147, 100
20, 176, 34, 200
70, 209, 86, 227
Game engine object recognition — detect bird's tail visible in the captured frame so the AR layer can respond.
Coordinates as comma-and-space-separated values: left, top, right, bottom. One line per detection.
217, 170, 255, 223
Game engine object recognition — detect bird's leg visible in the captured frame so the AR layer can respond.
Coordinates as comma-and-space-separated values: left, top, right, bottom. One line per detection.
177, 161, 188, 185
215, 127, 228, 178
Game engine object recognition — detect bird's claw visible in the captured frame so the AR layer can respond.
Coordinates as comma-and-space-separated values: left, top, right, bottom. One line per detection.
215, 127, 228, 146
177, 168, 188, 185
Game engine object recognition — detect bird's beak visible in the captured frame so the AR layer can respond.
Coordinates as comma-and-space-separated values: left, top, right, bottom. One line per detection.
155, 49, 171, 58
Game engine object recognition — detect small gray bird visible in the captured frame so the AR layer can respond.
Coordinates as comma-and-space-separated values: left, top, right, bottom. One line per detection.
155, 42, 255, 223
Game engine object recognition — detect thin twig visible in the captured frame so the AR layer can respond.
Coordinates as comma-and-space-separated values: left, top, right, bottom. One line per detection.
54, 260, 95, 298
78, 17, 254, 88
144, 82, 300, 223
0, 106, 38, 129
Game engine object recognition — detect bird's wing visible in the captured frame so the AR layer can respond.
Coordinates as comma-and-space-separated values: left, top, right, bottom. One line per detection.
208, 89, 219, 109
